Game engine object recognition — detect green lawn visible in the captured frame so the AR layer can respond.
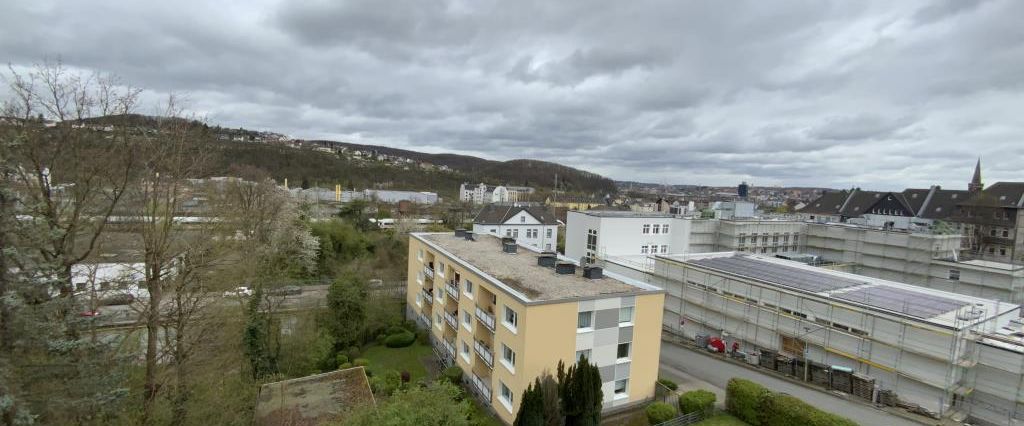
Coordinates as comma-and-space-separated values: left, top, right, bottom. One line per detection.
467, 396, 503, 426
360, 342, 434, 381
693, 413, 748, 426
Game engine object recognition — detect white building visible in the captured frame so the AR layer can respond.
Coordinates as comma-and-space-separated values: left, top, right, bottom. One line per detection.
472, 205, 559, 251
70, 262, 149, 300
566, 212, 1024, 304
460, 183, 535, 204
603, 251, 1024, 425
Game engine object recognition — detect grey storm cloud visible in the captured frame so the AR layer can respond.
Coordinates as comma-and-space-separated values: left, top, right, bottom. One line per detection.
2, 0, 1023, 190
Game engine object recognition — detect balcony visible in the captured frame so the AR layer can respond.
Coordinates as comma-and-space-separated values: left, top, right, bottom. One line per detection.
417, 313, 431, 329
421, 289, 434, 305
444, 310, 458, 330
443, 339, 455, 356
424, 265, 435, 280
471, 372, 492, 402
475, 306, 496, 333
474, 339, 494, 369
446, 281, 460, 301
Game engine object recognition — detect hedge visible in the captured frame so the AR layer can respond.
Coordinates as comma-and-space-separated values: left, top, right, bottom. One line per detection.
656, 378, 679, 391
760, 393, 857, 426
384, 331, 416, 348
353, 358, 370, 367
726, 378, 858, 426
679, 389, 716, 415
645, 402, 677, 425
726, 378, 770, 425
442, 366, 464, 384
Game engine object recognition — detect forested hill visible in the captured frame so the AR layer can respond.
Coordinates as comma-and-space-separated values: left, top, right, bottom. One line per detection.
76, 115, 618, 198
317, 141, 616, 194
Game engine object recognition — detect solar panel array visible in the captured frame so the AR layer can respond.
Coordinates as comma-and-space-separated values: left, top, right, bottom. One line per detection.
833, 286, 969, 319
686, 255, 867, 293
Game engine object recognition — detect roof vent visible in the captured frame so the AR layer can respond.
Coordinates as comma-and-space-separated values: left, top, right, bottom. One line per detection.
454, 228, 466, 238
464, 232, 475, 241
555, 262, 576, 275
537, 254, 557, 267
502, 241, 518, 254
583, 266, 603, 279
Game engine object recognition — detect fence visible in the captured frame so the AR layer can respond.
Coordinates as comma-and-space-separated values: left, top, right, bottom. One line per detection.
654, 410, 705, 426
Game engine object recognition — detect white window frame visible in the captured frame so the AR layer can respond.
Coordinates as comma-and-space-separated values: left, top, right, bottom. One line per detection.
464, 280, 474, 299
499, 381, 514, 412
660, 245, 668, 254
619, 306, 634, 325
461, 340, 471, 363
662, 224, 669, 234
642, 224, 650, 234
613, 378, 629, 399
577, 311, 594, 332
546, 228, 552, 238
501, 343, 516, 373
435, 313, 443, 330
503, 305, 518, 333
575, 349, 591, 362
462, 311, 473, 332
640, 245, 649, 254
436, 262, 445, 277
617, 342, 631, 362
652, 224, 660, 234
417, 249, 423, 261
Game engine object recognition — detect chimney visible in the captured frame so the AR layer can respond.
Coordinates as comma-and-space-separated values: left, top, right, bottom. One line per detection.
502, 240, 518, 254
464, 232, 475, 241
555, 262, 576, 275
583, 266, 603, 279
537, 254, 557, 267
454, 228, 466, 238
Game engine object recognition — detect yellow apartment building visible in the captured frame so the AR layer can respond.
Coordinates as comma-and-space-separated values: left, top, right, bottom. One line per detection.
407, 230, 665, 424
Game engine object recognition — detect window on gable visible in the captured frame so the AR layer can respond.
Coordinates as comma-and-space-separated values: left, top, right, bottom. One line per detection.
642, 224, 650, 234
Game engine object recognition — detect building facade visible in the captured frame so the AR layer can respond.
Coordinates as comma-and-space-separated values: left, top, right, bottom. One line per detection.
472, 205, 560, 252
406, 232, 664, 424
613, 252, 1024, 426
460, 183, 535, 204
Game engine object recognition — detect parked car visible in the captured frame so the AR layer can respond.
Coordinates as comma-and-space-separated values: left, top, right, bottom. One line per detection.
223, 287, 253, 298
268, 285, 302, 296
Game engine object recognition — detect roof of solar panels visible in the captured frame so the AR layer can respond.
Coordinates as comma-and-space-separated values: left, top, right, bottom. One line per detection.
661, 252, 1016, 328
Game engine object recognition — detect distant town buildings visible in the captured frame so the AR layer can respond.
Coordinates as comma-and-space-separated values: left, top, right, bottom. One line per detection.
459, 183, 535, 204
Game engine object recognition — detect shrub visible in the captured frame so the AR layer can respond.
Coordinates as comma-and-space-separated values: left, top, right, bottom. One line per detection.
760, 393, 857, 426
369, 370, 402, 396
386, 325, 406, 335
656, 378, 679, 391
645, 402, 676, 425
416, 329, 430, 345
441, 366, 463, 384
375, 334, 387, 345
679, 389, 716, 415
335, 354, 350, 367
726, 378, 769, 425
354, 358, 370, 367
346, 346, 361, 361
384, 331, 416, 348
339, 362, 352, 369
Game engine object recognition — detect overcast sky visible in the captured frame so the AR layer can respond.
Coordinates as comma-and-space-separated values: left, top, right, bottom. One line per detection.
2, 1, 1022, 190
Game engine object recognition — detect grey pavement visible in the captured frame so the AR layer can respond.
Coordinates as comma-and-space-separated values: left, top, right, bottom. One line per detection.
660, 341, 930, 426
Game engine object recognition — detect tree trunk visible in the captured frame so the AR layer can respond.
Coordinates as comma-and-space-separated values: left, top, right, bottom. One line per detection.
142, 271, 162, 425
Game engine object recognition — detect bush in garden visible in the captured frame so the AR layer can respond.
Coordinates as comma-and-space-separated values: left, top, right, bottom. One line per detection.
442, 366, 463, 384
644, 402, 676, 425
656, 378, 679, 391
726, 378, 769, 425
679, 389, 716, 415
353, 358, 370, 367
384, 331, 416, 348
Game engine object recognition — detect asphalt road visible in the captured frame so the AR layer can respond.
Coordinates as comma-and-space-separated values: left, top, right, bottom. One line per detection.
660, 341, 926, 426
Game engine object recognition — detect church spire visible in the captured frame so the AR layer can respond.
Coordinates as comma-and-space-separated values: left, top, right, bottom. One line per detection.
969, 158, 983, 193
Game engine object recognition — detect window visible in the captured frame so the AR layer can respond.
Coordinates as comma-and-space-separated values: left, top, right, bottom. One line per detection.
417, 249, 423, 261
1001, 248, 1008, 256
619, 306, 634, 324
738, 236, 746, 244
416, 293, 423, 306
490, 228, 496, 233
614, 379, 628, 396
499, 381, 514, 410
576, 349, 591, 362
642, 224, 650, 234
577, 311, 593, 330
505, 229, 512, 237
652, 224, 660, 234
464, 280, 474, 297
546, 228, 552, 238
461, 340, 470, 360
662, 224, 669, 234
435, 313, 442, 329
586, 229, 598, 251
660, 245, 668, 254
512, 229, 519, 238
462, 311, 472, 328
546, 243, 552, 250
437, 262, 444, 277
948, 269, 961, 281
617, 342, 631, 360
1004, 230, 1010, 238
991, 229, 998, 237
503, 306, 518, 330
520, 216, 526, 223
502, 344, 516, 370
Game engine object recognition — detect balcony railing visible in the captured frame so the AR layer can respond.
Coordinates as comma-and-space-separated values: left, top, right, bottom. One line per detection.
421, 289, 434, 305
446, 281, 460, 301
471, 372, 492, 402
475, 306, 496, 333
443, 339, 455, 356
417, 313, 431, 329
444, 311, 458, 330
424, 266, 435, 280
474, 339, 494, 369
